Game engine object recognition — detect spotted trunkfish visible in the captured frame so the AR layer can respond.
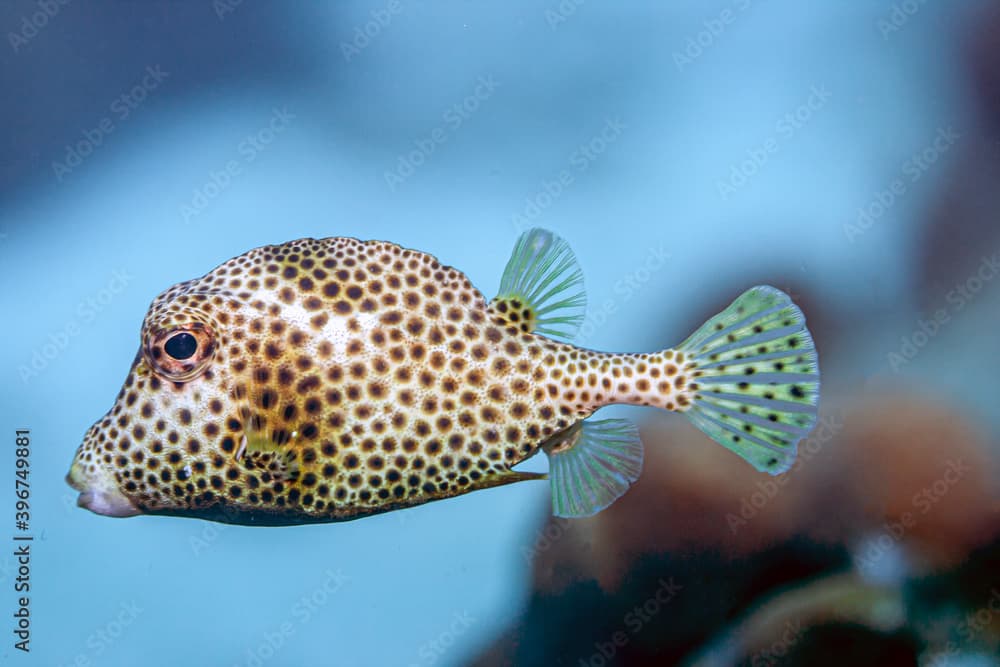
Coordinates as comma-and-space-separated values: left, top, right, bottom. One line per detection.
66, 229, 820, 524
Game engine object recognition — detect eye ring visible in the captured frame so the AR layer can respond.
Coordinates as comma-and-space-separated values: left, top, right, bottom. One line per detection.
147, 324, 215, 381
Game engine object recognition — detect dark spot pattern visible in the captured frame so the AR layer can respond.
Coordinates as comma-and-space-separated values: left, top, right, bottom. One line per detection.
67, 236, 711, 525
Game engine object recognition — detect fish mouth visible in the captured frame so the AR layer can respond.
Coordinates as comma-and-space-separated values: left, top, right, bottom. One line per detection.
66, 463, 142, 518
65, 468, 86, 493
75, 490, 142, 518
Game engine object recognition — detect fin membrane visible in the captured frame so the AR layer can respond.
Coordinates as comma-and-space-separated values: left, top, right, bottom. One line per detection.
676, 285, 819, 475
243, 448, 300, 484
231, 372, 300, 482
490, 228, 586, 339
544, 419, 643, 518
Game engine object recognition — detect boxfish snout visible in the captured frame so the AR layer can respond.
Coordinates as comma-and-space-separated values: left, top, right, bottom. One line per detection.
66, 450, 141, 518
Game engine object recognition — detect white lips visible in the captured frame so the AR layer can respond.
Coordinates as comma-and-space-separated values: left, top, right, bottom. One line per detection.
76, 489, 142, 518
66, 465, 141, 518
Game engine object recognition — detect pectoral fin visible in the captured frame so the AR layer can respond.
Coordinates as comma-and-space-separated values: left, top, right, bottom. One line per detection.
231, 373, 300, 482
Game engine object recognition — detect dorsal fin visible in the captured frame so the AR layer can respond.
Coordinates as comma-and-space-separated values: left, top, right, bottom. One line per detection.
488, 228, 586, 339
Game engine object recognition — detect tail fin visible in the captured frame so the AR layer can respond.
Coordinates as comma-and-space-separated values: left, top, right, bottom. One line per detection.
676, 286, 819, 475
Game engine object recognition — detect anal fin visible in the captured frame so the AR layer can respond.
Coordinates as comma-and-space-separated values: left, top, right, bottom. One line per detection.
543, 419, 644, 518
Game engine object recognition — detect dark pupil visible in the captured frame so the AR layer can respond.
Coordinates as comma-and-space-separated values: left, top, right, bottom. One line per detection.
164, 333, 198, 360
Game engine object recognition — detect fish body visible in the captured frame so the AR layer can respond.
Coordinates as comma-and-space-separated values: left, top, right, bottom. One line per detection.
67, 230, 820, 525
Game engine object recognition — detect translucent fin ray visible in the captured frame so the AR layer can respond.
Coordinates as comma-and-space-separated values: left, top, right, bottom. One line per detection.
230, 371, 300, 481
676, 285, 819, 475
544, 419, 643, 518
490, 228, 586, 339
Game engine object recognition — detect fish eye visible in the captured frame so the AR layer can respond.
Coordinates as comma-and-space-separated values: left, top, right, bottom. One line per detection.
164, 332, 198, 360
146, 324, 215, 381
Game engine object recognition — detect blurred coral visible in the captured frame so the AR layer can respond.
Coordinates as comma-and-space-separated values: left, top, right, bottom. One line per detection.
470, 393, 999, 665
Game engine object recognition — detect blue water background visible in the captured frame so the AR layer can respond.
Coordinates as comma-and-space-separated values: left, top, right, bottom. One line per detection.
0, 2, 992, 665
